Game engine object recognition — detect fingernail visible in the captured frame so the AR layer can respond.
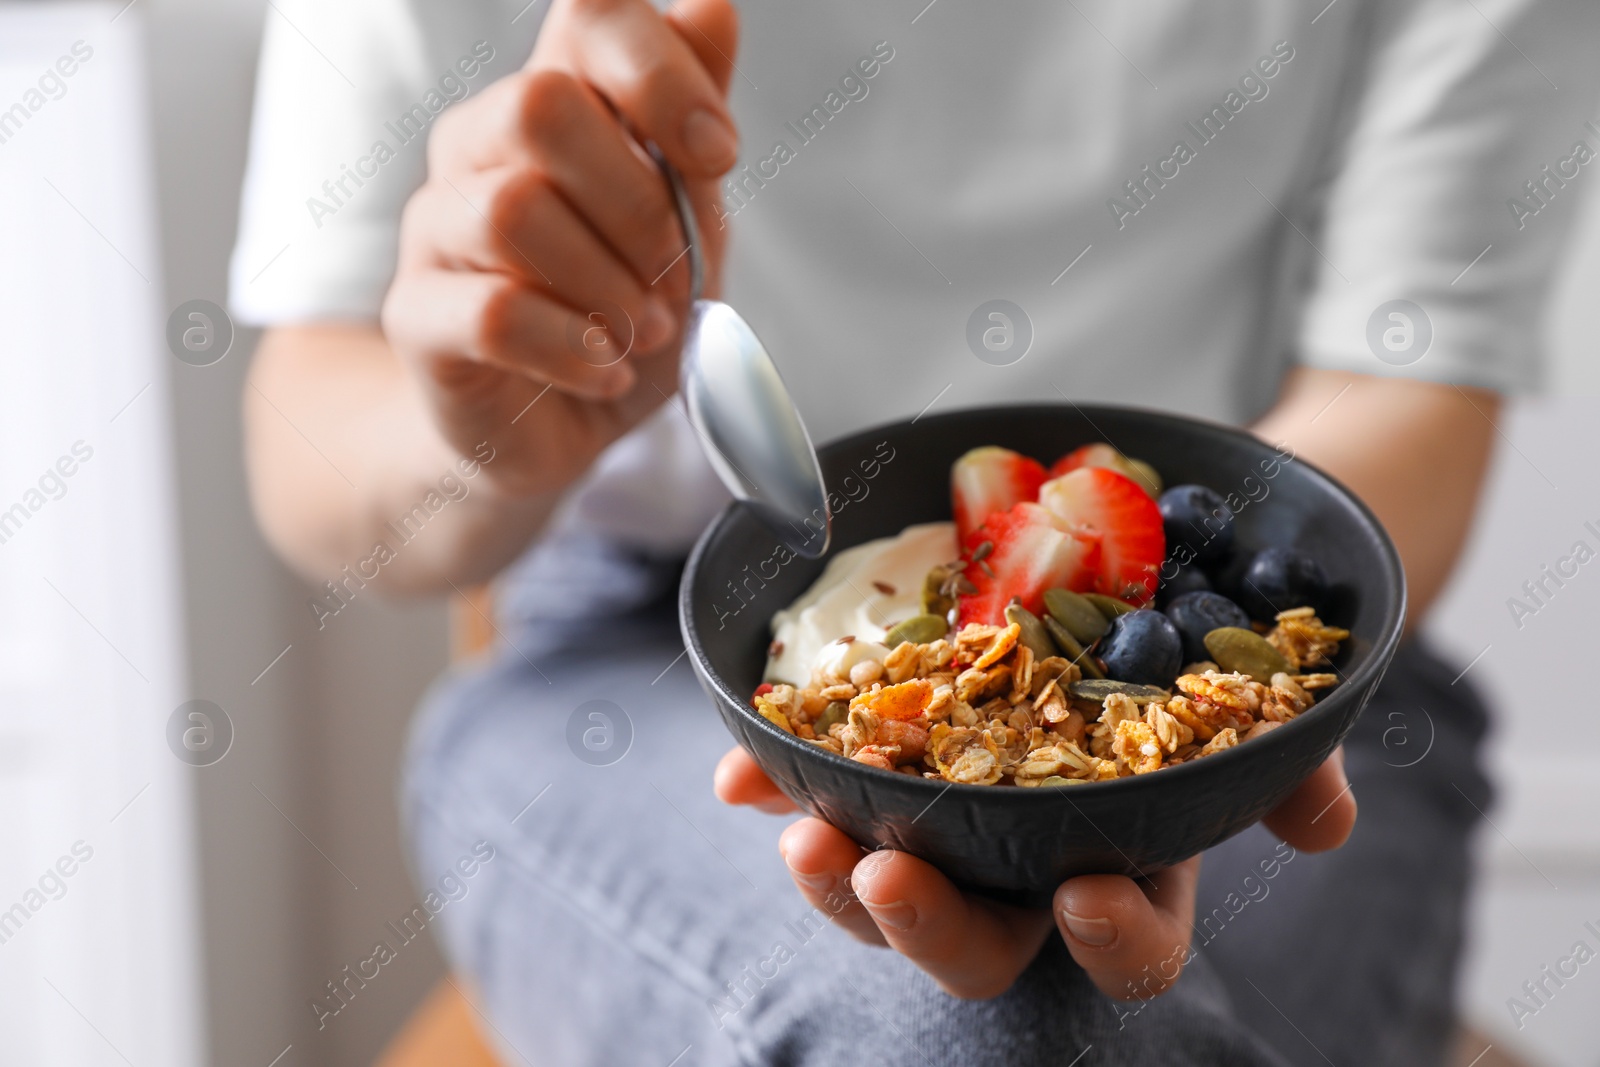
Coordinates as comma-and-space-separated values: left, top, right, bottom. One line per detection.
682, 108, 737, 171
639, 299, 674, 348
789, 868, 835, 893
862, 899, 917, 931
1061, 910, 1117, 947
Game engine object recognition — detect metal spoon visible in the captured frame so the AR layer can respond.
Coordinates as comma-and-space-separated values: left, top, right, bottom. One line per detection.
650, 145, 831, 558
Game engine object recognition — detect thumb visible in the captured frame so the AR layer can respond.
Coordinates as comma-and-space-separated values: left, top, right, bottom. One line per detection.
1054, 857, 1201, 1001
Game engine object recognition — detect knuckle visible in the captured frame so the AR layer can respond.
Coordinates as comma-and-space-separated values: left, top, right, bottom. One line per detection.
380, 276, 432, 358
396, 184, 438, 245
484, 169, 545, 241
425, 106, 463, 169
474, 280, 525, 358
629, 53, 676, 110
616, 186, 677, 270
519, 67, 586, 136
378, 285, 407, 345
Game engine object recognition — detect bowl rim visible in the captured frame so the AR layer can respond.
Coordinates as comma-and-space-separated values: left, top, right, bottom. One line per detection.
679, 402, 1408, 801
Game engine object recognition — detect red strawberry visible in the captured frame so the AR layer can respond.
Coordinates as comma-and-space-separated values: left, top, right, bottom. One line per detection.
1047, 443, 1124, 480
1049, 443, 1162, 498
950, 447, 1047, 543
1038, 467, 1165, 605
957, 502, 1098, 626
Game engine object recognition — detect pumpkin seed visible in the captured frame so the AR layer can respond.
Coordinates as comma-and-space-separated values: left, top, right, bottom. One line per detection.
1067, 678, 1170, 705
1004, 601, 1057, 660
1202, 627, 1291, 683
921, 564, 958, 618
1043, 588, 1110, 643
1082, 593, 1138, 620
814, 701, 849, 734
882, 613, 949, 649
1043, 616, 1105, 679
1038, 775, 1082, 788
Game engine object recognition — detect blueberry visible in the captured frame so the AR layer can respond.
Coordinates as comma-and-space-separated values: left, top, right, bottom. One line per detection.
1159, 485, 1235, 569
1096, 609, 1183, 688
1155, 556, 1211, 609
1237, 546, 1329, 621
1164, 591, 1251, 664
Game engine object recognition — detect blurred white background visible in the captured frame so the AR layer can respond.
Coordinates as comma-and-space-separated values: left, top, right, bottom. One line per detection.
0, 0, 1596, 1064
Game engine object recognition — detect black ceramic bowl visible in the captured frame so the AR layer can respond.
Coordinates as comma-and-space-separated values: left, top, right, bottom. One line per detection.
680, 405, 1405, 904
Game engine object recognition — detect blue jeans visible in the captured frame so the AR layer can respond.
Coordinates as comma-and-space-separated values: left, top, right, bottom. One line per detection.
402, 537, 1489, 1066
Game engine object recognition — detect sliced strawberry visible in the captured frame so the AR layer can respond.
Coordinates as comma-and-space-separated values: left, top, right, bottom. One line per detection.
1048, 443, 1161, 497
950, 446, 1047, 544
1038, 467, 1165, 605
1047, 443, 1124, 480
957, 502, 1098, 626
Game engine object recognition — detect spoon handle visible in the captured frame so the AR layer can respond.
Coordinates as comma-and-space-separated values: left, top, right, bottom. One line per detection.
646, 143, 705, 306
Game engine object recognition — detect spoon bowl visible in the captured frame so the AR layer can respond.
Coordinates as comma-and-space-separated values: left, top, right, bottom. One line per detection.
652, 145, 830, 557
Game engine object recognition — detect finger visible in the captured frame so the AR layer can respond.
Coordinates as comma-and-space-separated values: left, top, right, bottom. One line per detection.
383, 270, 636, 400
1055, 857, 1201, 1001
662, 0, 741, 295
713, 747, 796, 814
848, 849, 1054, 999
419, 355, 679, 499
539, 0, 738, 177
667, 0, 740, 96
429, 69, 687, 289
1263, 747, 1356, 853
402, 169, 676, 352
778, 819, 886, 947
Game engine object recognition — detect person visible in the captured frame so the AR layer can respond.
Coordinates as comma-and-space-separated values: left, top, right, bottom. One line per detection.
231, 0, 1599, 1062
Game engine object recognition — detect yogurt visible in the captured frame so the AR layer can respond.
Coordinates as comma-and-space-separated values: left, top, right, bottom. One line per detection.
764, 521, 959, 684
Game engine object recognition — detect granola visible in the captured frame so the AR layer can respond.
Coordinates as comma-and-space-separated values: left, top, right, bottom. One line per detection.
752, 439, 1365, 787
754, 606, 1346, 785
1265, 606, 1350, 670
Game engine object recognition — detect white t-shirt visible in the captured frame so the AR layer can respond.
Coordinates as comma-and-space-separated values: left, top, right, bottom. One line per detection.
229, 0, 1600, 555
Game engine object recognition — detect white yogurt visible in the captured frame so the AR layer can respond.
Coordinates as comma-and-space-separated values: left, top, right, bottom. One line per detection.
764, 521, 959, 684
